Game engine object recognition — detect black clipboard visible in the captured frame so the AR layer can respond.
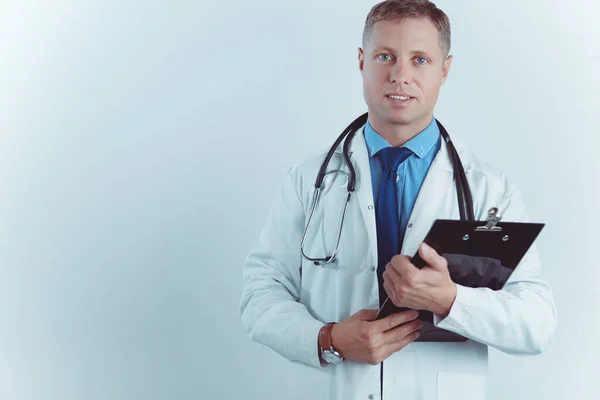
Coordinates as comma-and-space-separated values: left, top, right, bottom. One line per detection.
375, 211, 545, 342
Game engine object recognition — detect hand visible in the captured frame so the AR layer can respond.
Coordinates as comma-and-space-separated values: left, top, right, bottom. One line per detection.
330, 309, 423, 365
383, 242, 457, 317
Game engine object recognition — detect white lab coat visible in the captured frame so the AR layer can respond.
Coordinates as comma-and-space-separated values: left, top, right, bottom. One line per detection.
239, 124, 557, 400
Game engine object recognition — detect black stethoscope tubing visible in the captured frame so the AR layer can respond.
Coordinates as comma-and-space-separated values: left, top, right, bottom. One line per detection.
315, 112, 474, 221
301, 112, 474, 266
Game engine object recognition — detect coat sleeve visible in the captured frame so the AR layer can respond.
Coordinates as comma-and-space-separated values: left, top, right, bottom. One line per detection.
239, 166, 325, 368
433, 186, 558, 355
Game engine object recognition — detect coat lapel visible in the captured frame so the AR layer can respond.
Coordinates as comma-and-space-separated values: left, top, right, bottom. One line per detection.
401, 136, 458, 256
334, 124, 471, 263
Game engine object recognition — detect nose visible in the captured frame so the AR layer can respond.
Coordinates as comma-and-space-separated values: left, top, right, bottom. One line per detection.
390, 60, 412, 85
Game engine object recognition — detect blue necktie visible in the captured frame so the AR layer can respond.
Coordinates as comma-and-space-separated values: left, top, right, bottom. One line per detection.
375, 147, 413, 305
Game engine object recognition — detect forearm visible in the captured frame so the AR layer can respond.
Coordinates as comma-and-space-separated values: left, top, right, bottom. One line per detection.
240, 278, 324, 368
434, 278, 556, 355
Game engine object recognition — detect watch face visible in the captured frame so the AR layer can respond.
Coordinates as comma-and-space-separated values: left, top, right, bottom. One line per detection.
323, 350, 342, 364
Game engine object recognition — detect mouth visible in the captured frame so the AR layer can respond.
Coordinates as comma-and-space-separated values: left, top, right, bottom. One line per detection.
386, 94, 415, 106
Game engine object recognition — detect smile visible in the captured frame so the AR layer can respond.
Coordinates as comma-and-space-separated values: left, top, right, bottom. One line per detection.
386, 95, 414, 105
387, 95, 411, 101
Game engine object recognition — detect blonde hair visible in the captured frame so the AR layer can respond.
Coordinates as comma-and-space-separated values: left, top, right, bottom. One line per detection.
362, 0, 451, 57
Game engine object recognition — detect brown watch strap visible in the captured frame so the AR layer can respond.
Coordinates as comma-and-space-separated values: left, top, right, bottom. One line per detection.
319, 323, 335, 352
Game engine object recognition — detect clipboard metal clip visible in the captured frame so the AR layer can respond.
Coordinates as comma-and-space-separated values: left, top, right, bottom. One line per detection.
475, 207, 502, 231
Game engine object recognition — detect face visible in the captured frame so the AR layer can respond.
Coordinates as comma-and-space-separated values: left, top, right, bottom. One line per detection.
358, 17, 452, 131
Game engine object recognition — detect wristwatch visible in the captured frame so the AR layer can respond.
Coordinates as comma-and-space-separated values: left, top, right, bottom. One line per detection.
319, 323, 344, 365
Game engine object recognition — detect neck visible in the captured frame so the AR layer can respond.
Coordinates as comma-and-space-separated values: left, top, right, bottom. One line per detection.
369, 113, 433, 147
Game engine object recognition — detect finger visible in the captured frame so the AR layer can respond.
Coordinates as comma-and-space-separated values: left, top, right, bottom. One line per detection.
370, 309, 419, 333
390, 256, 421, 283
418, 242, 447, 272
384, 263, 403, 285
383, 279, 403, 308
382, 329, 421, 357
382, 280, 397, 307
383, 279, 391, 300
389, 255, 412, 275
356, 309, 379, 321
381, 318, 424, 345
387, 260, 418, 294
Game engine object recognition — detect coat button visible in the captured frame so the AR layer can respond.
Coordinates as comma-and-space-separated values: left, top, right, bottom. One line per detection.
371, 266, 376, 272
368, 395, 374, 400
408, 223, 413, 228
367, 205, 374, 210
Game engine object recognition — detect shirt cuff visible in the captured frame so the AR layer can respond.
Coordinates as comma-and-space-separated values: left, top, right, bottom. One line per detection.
433, 284, 475, 333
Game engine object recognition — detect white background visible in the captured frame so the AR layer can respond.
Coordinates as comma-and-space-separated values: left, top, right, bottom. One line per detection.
1, 0, 598, 399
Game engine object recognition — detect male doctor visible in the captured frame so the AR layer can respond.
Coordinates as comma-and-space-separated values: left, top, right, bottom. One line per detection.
239, 1, 557, 399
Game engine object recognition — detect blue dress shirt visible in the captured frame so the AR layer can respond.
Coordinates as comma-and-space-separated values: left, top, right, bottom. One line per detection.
364, 117, 441, 247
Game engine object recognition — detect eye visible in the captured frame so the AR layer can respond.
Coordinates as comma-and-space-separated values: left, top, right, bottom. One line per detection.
377, 53, 393, 61
415, 57, 429, 65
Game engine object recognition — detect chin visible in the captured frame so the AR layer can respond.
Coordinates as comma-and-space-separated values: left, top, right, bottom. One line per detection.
385, 114, 417, 126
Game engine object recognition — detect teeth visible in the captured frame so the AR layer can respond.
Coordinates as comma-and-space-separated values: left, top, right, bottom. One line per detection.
388, 95, 411, 100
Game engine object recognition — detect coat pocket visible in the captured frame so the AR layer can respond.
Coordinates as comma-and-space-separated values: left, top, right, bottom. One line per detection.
437, 371, 487, 400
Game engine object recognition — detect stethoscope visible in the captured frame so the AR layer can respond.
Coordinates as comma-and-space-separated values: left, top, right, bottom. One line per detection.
300, 112, 474, 266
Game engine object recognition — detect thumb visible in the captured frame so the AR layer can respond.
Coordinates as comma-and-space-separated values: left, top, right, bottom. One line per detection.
418, 242, 446, 271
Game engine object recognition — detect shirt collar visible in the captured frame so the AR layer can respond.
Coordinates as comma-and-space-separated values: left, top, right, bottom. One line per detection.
363, 117, 440, 159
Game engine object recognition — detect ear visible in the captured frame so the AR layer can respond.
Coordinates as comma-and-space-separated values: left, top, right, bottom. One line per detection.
440, 55, 453, 86
358, 47, 365, 72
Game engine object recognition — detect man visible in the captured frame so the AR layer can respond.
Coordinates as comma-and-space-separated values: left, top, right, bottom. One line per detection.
239, 1, 557, 399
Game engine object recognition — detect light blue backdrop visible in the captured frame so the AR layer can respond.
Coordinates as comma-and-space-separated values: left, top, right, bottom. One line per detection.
0, 0, 598, 399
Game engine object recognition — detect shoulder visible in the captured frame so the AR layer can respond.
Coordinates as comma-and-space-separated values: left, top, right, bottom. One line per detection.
452, 137, 517, 198
285, 145, 342, 188
451, 137, 529, 221
273, 146, 337, 207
